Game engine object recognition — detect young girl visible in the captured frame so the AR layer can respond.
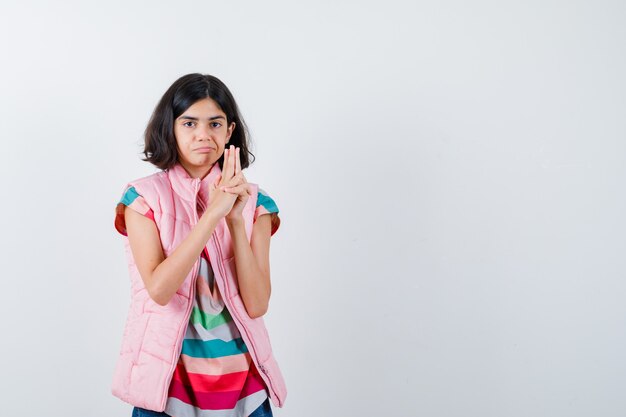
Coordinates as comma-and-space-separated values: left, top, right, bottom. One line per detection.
112, 73, 287, 417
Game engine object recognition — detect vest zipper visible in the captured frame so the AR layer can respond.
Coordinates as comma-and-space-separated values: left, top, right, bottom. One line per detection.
160, 177, 202, 411
211, 234, 279, 402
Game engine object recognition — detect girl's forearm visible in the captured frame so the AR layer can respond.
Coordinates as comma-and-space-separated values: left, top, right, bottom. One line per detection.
226, 216, 271, 318
150, 208, 221, 305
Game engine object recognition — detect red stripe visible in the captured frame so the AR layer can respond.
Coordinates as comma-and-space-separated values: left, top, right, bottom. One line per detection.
237, 362, 267, 400
168, 378, 241, 409
167, 363, 268, 410
171, 362, 248, 392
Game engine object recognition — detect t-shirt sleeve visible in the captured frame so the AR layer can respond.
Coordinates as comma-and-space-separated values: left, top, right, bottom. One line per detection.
254, 187, 281, 236
114, 186, 155, 236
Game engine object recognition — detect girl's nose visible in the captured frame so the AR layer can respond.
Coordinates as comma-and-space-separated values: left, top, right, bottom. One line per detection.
197, 125, 212, 140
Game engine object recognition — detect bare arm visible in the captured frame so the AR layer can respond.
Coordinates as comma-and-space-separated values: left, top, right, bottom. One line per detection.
125, 148, 244, 305
125, 205, 223, 305
226, 213, 273, 318
125, 145, 247, 306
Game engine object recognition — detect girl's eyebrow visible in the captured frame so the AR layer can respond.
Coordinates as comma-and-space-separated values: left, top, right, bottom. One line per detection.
178, 115, 226, 121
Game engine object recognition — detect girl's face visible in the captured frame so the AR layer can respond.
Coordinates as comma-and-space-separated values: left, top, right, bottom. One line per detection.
174, 97, 235, 178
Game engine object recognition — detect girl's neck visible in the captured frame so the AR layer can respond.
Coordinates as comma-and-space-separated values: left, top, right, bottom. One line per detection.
179, 161, 215, 180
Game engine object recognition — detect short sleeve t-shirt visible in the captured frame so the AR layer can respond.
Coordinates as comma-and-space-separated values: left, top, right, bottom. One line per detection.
115, 185, 280, 416
115, 186, 280, 237
254, 188, 281, 236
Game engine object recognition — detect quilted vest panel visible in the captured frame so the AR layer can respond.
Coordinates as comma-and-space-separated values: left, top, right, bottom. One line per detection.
111, 163, 287, 411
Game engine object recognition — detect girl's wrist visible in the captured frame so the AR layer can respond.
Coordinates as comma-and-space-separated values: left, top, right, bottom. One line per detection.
201, 206, 223, 225
225, 215, 245, 228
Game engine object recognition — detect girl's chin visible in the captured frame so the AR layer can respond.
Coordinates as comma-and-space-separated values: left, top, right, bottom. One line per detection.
180, 158, 216, 172
191, 157, 215, 166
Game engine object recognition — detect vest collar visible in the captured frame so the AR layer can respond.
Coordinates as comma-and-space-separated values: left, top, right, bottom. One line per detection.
166, 162, 222, 203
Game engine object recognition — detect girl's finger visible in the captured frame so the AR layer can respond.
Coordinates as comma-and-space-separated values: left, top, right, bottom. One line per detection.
221, 183, 251, 195
227, 168, 246, 186
223, 147, 233, 180
221, 172, 243, 188
234, 171, 246, 185
235, 147, 241, 174
220, 149, 227, 182
229, 145, 236, 177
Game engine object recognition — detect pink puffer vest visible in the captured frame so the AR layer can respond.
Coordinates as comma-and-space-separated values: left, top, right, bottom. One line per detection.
111, 162, 287, 411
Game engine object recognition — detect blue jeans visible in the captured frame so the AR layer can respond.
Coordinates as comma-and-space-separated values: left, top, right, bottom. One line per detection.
132, 397, 273, 417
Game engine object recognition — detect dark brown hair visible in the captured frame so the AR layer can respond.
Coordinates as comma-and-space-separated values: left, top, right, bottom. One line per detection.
142, 73, 254, 170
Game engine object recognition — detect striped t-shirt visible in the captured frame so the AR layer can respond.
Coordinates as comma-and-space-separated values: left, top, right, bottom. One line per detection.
116, 186, 280, 416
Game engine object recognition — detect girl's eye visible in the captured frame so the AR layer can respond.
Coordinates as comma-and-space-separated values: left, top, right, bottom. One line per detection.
183, 121, 195, 127
211, 122, 222, 128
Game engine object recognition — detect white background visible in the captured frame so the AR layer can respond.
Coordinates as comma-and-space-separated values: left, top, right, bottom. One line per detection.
0, 1, 625, 416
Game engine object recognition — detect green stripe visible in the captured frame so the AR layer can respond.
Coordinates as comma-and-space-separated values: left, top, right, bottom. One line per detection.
190, 306, 232, 330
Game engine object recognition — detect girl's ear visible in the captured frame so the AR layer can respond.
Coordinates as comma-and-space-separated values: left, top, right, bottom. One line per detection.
226, 122, 236, 140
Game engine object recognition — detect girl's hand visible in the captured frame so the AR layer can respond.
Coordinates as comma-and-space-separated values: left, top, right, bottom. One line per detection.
221, 146, 251, 221
208, 146, 241, 219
